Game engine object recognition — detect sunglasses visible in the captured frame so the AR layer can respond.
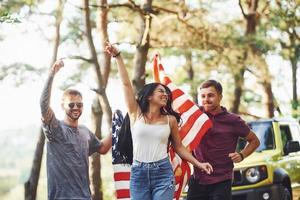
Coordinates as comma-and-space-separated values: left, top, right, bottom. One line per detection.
68, 102, 83, 109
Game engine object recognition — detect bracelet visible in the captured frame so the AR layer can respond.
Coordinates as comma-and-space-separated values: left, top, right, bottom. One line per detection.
113, 51, 121, 58
238, 152, 244, 161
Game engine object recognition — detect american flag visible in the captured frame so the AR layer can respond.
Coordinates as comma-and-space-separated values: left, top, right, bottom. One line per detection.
111, 55, 212, 200
112, 110, 131, 200
153, 54, 212, 199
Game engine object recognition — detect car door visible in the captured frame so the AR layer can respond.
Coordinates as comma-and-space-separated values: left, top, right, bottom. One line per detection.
288, 124, 300, 184
278, 123, 300, 184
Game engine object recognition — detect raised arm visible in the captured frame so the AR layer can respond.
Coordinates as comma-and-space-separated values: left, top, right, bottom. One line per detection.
169, 116, 213, 174
105, 44, 138, 117
40, 60, 64, 124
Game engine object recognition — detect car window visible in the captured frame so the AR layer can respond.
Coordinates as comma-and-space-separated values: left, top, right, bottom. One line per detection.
289, 124, 300, 143
279, 125, 292, 148
237, 121, 275, 152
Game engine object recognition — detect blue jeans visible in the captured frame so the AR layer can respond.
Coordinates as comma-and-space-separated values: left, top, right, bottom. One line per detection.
130, 157, 175, 200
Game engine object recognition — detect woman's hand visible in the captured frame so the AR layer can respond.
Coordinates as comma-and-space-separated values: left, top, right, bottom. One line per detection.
197, 162, 213, 175
105, 42, 120, 57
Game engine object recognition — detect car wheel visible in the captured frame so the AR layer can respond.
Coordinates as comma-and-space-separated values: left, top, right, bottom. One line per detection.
280, 186, 292, 200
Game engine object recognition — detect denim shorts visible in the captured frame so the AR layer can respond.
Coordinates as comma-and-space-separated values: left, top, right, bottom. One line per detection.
130, 157, 175, 200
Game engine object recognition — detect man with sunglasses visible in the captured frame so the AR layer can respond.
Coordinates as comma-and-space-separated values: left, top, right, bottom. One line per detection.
40, 59, 112, 200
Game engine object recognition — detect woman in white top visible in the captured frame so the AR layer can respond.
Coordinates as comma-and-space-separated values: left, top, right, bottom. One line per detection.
105, 43, 213, 200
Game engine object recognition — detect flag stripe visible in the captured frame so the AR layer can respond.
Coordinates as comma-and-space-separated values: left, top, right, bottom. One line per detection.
171, 89, 184, 100
179, 109, 203, 141
181, 113, 210, 147
113, 164, 131, 173
116, 189, 130, 199
114, 172, 131, 181
114, 180, 130, 190
153, 54, 160, 83
188, 119, 212, 150
177, 101, 195, 114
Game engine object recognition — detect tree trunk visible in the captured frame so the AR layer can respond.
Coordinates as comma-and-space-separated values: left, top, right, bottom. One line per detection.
24, 129, 45, 200
89, 98, 103, 200
231, 68, 245, 114
264, 81, 274, 117
132, 0, 152, 93
97, 0, 110, 87
24, 1, 64, 199
82, 1, 102, 199
238, 0, 275, 117
183, 51, 197, 102
82, 0, 112, 199
257, 56, 275, 118
291, 55, 298, 117
247, 0, 275, 117
231, 0, 258, 113
97, 0, 112, 131
52, 0, 64, 63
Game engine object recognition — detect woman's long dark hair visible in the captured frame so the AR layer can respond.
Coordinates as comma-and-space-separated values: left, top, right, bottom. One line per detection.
137, 82, 181, 123
117, 82, 181, 165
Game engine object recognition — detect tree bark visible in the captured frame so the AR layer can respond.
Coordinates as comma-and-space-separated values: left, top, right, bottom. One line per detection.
82, 0, 112, 199
291, 55, 298, 117
264, 81, 275, 117
290, 44, 300, 117
24, 129, 45, 200
237, 0, 275, 116
257, 56, 275, 118
231, 68, 245, 114
89, 98, 103, 200
97, 0, 112, 130
97, 0, 110, 87
132, 0, 153, 93
183, 51, 197, 102
82, 1, 102, 199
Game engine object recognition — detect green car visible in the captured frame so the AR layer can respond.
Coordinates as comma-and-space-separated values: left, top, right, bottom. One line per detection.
232, 118, 300, 200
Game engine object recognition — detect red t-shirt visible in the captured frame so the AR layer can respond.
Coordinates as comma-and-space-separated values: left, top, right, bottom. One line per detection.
193, 106, 250, 185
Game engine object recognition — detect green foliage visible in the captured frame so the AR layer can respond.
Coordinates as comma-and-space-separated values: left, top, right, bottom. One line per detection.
0, 0, 39, 23
63, 16, 85, 45
0, 12, 21, 23
243, 89, 262, 104
268, 0, 300, 56
0, 63, 46, 86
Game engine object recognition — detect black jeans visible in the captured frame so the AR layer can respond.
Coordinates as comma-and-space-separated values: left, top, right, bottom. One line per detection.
186, 177, 232, 200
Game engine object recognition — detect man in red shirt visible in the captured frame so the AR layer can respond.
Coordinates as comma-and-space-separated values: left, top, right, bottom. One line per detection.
187, 79, 260, 200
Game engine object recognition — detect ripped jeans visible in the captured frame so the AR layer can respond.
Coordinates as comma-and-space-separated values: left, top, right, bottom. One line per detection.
130, 157, 175, 200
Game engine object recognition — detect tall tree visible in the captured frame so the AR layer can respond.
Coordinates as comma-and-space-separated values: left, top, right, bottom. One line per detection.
237, 0, 275, 117
24, 0, 65, 199
270, 0, 300, 117
97, 0, 112, 127
82, 0, 113, 199
132, 0, 153, 92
